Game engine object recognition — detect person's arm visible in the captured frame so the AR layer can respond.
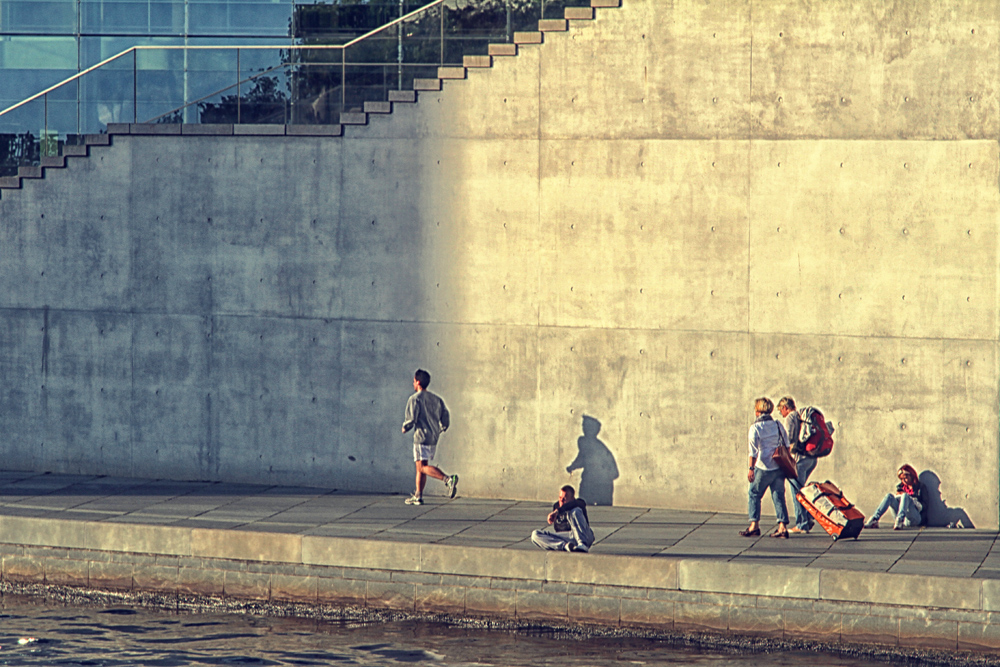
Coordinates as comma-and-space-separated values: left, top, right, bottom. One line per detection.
402, 396, 419, 434
439, 401, 450, 433
747, 427, 759, 482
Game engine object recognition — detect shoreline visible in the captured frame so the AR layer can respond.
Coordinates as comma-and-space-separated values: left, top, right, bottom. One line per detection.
3, 582, 996, 667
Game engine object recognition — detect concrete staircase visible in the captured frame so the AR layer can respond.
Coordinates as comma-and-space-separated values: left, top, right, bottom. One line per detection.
0, 0, 620, 199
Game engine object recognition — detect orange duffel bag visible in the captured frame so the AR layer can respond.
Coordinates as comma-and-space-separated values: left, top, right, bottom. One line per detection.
797, 481, 865, 541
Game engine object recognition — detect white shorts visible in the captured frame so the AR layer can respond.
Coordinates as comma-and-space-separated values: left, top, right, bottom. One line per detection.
413, 443, 437, 462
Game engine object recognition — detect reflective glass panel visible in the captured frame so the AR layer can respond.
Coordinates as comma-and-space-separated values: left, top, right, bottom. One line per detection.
0, 0, 76, 33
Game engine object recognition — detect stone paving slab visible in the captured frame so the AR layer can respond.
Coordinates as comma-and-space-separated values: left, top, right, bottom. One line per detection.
0, 471, 993, 579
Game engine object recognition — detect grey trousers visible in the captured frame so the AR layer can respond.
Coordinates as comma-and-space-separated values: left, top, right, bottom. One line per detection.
531, 507, 595, 550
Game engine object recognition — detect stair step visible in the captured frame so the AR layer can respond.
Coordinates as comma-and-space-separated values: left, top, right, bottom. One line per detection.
63, 145, 89, 157
414, 78, 442, 91
438, 67, 466, 80
538, 19, 568, 31
286, 124, 343, 136
388, 90, 417, 103
591, 0, 620, 6
340, 112, 368, 125
233, 124, 285, 135
514, 32, 543, 44
85, 134, 111, 146
566, 7, 595, 19
18, 166, 42, 179
107, 123, 131, 135
0, 177, 21, 189
364, 101, 392, 114
489, 44, 518, 57
464, 55, 493, 68
130, 124, 181, 135
182, 124, 233, 135
41, 156, 66, 168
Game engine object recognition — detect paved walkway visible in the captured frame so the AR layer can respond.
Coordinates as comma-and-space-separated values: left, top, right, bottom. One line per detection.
0, 470, 994, 580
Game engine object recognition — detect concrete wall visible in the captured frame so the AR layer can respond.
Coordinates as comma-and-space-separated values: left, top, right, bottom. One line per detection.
0, 0, 997, 526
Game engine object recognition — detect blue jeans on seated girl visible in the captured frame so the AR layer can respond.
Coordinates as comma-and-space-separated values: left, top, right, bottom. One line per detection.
748, 467, 789, 524
872, 493, 922, 528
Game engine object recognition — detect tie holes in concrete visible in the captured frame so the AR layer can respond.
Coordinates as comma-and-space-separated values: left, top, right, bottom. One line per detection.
839, 228, 845, 234
779, 32, 783, 37
900, 423, 907, 430
901, 358, 907, 365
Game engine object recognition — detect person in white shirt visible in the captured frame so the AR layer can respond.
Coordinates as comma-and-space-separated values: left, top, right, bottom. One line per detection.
740, 397, 790, 538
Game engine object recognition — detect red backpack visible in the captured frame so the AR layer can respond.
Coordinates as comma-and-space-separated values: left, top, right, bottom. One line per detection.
799, 407, 834, 457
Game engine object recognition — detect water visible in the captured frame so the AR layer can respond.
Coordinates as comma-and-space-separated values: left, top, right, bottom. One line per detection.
0, 600, 916, 666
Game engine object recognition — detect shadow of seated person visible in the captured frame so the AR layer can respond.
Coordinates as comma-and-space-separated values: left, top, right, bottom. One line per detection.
566, 415, 619, 507
919, 470, 974, 528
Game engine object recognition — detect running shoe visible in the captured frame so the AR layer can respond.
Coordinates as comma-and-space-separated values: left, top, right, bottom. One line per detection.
404, 494, 423, 505
446, 474, 459, 499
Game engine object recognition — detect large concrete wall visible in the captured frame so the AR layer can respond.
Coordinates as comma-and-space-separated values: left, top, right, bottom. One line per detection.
0, 0, 997, 526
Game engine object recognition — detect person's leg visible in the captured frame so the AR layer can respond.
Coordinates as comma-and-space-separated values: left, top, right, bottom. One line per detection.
867, 493, 898, 526
745, 471, 765, 533
531, 529, 571, 550
897, 494, 922, 528
414, 460, 425, 497
790, 457, 818, 531
566, 507, 594, 551
765, 469, 789, 532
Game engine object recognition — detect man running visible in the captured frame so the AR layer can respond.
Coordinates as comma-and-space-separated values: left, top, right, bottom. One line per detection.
401, 368, 458, 505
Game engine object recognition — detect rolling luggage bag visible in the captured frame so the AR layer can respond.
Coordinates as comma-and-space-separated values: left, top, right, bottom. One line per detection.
796, 481, 865, 540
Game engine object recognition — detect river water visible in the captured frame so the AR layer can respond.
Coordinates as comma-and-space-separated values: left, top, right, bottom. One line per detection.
0, 598, 920, 667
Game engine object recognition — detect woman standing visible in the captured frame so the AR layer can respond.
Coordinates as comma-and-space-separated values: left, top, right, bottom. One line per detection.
740, 397, 790, 538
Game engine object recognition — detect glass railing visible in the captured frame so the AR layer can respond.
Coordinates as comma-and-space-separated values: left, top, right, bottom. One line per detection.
0, 0, 594, 177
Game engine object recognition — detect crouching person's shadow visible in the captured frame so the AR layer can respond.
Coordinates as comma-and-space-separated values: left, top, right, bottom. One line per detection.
566, 415, 619, 506
919, 470, 974, 528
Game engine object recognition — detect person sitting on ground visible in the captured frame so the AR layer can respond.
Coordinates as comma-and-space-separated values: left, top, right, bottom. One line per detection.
741, 397, 790, 538
531, 485, 594, 553
865, 464, 924, 530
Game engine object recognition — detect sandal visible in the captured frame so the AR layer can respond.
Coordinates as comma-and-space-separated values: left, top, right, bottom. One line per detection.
738, 528, 761, 537
771, 530, 789, 538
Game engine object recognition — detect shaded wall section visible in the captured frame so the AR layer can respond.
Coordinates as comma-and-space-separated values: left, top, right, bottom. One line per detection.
0, 0, 997, 526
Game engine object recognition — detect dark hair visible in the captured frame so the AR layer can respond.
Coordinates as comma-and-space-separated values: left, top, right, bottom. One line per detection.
560, 485, 575, 496
414, 369, 431, 389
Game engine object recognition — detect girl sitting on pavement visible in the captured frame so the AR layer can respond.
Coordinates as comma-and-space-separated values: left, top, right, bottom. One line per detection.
865, 464, 924, 530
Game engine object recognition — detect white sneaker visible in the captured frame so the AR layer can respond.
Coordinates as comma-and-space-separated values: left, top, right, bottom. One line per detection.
445, 474, 459, 499
574, 543, 590, 553
404, 495, 423, 505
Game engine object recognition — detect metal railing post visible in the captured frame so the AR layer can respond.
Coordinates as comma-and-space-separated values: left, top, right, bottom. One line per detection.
133, 49, 138, 123
237, 48, 241, 124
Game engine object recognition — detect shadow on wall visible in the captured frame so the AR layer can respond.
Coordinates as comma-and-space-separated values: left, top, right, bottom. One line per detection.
919, 470, 975, 528
566, 415, 619, 506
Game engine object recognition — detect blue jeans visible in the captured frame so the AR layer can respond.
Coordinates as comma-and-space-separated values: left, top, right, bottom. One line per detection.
748, 467, 789, 525
787, 456, 818, 530
872, 493, 922, 528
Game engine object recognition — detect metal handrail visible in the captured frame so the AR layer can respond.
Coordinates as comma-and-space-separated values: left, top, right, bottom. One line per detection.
0, 0, 445, 119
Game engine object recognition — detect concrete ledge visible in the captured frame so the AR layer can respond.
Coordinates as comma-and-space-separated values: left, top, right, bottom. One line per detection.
821, 569, 983, 611
339, 112, 368, 125
566, 7, 595, 19
233, 124, 285, 135
129, 124, 181, 135
679, 559, 820, 599
181, 124, 233, 136
438, 67, 467, 80
62, 145, 89, 156
513, 32, 543, 44
489, 44, 518, 57
84, 134, 111, 145
0, 177, 21, 189
40, 156, 66, 168
591, 0, 620, 6
546, 552, 678, 590
17, 166, 42, 179
192, 528, 300, 563
363, 101, 392, 114
303, 536, 420, 571
464, 55, 493, 68
107, 123, 131, 134
388, 90, 417, 103
538, 19, 568, 32
285, 124, 342, 136
421, 544, 545, 580
413, 79, 442, 91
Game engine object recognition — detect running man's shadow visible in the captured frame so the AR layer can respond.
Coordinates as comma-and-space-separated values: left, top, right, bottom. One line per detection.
919, 470, 974, 528
566, 415, 619, 506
